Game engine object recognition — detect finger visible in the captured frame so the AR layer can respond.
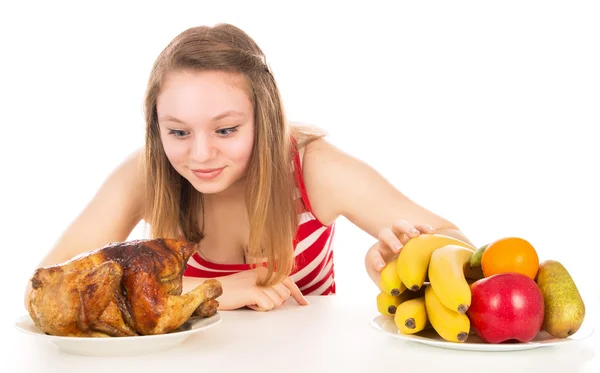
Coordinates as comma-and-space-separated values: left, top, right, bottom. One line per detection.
373, 240, 398, 265
250, 289, 275, 311
391, 219, 421, 245
414, 223, 435, 234
378, 228, 402, 254
367, 243, 387, 272
263, 287, 286, 307
365, 248, 383, 285
273, 282, 292, 301
283, 278, 310, 305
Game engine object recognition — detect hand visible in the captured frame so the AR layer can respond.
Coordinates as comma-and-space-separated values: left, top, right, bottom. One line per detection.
216, 268, 310, 311
365, 220, 435, 288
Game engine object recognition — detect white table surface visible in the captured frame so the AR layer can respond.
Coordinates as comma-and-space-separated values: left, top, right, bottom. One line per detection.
6, 295, 599, 373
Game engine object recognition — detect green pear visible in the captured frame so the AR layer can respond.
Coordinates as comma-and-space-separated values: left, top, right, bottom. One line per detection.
469, 244, 488, 269
535, 260, 585, 338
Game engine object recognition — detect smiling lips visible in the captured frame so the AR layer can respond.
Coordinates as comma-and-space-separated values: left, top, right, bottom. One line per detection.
191, 167, 225, 180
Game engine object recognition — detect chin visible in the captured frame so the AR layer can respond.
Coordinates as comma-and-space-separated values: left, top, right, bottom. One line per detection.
185, 170, 239, 195
188, 179, 231, 195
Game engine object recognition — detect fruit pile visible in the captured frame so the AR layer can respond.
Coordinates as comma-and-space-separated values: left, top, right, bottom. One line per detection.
376, 234, 586, 344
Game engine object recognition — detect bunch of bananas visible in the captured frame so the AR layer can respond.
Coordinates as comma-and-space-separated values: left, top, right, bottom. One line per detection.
376, 234, 478, 343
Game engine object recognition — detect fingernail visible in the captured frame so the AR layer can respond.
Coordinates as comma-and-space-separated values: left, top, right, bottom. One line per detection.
427, 225, 435, 232
394, 243, 402, 252
411, 228, 419, 234
377, 261, 386, 270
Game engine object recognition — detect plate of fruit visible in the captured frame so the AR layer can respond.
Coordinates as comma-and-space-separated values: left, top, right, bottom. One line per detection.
370, 234, 594, 351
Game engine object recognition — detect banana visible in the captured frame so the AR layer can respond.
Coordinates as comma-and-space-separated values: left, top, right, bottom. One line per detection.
377, 284, 425, 316
424, 285, 470, 343
380, 258, 406, 296
377, 291, 402, 316
394, 296, 428, 334
397, 234, 475, 291
469, 243, 488, 269
377, 284, 424, 315
428, 244, 473, 314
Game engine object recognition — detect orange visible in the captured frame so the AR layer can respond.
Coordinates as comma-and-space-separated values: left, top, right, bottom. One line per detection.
480, 237, 540, 279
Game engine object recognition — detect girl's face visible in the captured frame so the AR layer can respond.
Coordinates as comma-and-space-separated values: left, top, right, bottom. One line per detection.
156, 70, 255, 195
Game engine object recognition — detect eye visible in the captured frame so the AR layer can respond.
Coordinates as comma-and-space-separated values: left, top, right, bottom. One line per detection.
216, 126, 240, 137
168, 129, 190, 138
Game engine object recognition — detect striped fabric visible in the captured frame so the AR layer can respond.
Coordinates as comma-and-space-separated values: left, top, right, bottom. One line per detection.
183, 149, 336, 295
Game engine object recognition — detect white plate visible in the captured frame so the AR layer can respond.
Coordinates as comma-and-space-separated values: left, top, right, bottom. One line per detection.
15, 313, 222, 356
370, 315, 594, 351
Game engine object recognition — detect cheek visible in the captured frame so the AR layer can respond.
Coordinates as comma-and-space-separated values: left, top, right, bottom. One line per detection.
225, 134, 254, 165
161, 135, 188, 164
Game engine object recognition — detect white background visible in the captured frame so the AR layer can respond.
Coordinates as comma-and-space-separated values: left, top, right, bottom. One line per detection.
1, 0, 599, 333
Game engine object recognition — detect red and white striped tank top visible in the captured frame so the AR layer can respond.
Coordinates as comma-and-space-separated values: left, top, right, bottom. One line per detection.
183, 148, 336, 295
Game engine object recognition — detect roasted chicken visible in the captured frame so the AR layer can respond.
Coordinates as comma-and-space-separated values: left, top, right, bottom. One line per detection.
27, 238, 222, 337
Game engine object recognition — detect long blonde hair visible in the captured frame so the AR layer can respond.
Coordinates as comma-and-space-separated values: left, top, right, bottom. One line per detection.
143, 24, 325, 285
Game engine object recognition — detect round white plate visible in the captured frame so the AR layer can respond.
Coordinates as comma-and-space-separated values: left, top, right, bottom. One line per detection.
15, 313, 222, 356
370, 315, 594, 351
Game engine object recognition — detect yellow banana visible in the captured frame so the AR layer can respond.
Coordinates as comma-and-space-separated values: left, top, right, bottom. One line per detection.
394, 296, 428, 334
424, 285, 470, 343
377, 285, 425, 316
380, 258, 406, 296
397, 234, 475, 291
376, 291, 402, 316
428, 244, 473, 314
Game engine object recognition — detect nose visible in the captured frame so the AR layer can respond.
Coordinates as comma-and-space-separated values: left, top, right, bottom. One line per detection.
190, 133, 216, 163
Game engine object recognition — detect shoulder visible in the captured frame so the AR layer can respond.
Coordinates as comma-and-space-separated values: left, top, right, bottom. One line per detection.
37, 147, 148, 268
124, 147, 147, 211
298, 137, 356, 225
299, 137, 336, 169
111, 147, 146, 189
300, 137, 360, 178
99, 147, 147, 217
121, 147, 145, 174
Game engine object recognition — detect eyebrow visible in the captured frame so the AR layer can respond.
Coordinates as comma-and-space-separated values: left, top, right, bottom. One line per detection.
159, 110, 246, 124
212, 110, 246, 121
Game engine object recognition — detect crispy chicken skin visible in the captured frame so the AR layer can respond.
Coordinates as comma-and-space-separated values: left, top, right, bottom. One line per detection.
27, 239, 222, 337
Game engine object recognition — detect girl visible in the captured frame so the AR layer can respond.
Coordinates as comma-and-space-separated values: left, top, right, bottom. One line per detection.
25, 23, 474, 312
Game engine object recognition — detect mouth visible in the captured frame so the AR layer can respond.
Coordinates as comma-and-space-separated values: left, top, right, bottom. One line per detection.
191, 167, 225, 180
192, 167, 224, 173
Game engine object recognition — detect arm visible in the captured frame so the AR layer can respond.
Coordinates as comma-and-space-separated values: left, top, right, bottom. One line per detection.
183, 270, 309, 311
300, 138, 475, 282
24, 149, 146, 306
302, 138, 473, 240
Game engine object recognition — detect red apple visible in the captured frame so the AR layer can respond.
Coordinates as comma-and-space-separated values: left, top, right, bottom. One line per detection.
467, 272, 544, 343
